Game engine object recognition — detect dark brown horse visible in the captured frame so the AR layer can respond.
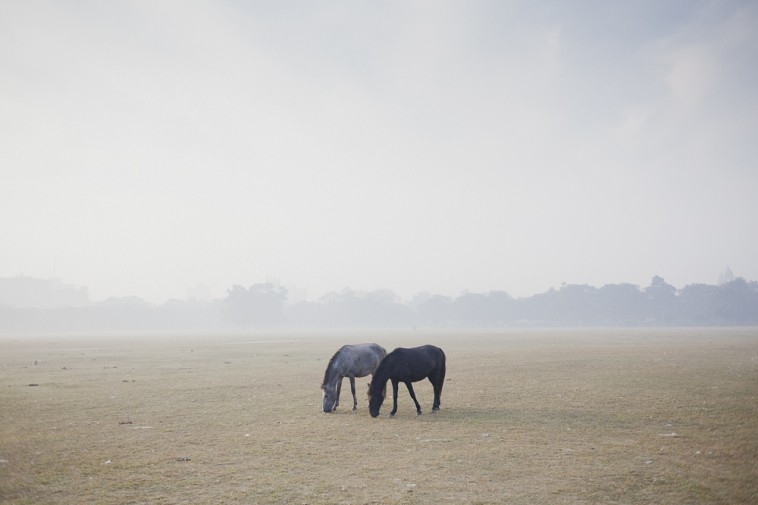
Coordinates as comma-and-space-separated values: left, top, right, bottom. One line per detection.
367, 345, 446, 417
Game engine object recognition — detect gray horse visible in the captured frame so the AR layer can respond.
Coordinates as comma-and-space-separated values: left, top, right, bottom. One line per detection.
321, 343, 387, 412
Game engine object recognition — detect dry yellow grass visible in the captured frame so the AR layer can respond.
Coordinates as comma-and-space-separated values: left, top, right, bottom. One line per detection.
1, 328, 757, 504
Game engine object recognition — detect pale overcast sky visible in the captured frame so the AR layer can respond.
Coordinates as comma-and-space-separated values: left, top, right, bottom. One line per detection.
1, 1, 757, 303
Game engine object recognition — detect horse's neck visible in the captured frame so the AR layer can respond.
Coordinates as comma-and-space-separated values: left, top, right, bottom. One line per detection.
326, 359, 346, 385
372, 358, 392, 385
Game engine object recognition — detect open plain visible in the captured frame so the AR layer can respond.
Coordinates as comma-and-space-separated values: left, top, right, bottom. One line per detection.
1, 328, 757, 504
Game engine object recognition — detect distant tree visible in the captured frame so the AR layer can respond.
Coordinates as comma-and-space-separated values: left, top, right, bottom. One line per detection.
363, 290, 412, 326
520, 288, 558, 325
717, 278, 758, 324
644, 276, 677, 324
223, 283, 287, 327
285, 300, 326, 327
100, 296, 151, 307
554, 284, 598, 325
518, 284, 599, 325
416, 294, 454, 327
677, 283, 720, 325
452, 291, 516, 326
596, 283, 646, 324
487, 291, 516, 325
316, 288, 411, 327
718, 267, 735, 285
454, 292, 488, 326
0, 276, 89, 308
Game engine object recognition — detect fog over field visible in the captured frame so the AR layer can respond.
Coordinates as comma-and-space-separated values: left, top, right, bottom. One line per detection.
2, 1, 757, 306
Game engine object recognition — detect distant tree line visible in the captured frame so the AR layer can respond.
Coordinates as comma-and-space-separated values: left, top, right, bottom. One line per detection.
1, 276, 757, 333
454, 276, 758, 327
221, 277, 758, 328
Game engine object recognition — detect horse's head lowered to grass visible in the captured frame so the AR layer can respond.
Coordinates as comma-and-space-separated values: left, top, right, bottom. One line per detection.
367, 382, 387, 418
322, 383, 339, 413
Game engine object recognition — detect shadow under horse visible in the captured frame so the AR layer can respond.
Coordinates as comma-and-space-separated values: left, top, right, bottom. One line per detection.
321, 343, 387, 412
367, 344, 446, 417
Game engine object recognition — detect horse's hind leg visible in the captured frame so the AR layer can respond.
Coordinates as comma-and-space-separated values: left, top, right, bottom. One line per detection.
405, 382, 422, 415
431, 379, 441, 411
430, 370, 445, 411
349, 375, 357, 411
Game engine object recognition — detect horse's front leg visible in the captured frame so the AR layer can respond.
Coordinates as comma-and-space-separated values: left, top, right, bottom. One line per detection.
349, 375, 357, 411
335, 378, 342, 410
390, 380, 400, 417
405, 381, 422, 415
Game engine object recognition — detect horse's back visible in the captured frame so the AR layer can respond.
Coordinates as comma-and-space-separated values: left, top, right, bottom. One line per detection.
420, 345, 445, 371
347, 342, 385, 355
392, 344, 444, 362
384, 345, 445, 380
343, 342, 386, 377
423, 344, 445, 361
363, 342, 387, 358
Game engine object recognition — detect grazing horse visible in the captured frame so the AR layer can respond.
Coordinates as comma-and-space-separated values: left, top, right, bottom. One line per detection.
321, 343, 387, 413
367, 345, 446, 418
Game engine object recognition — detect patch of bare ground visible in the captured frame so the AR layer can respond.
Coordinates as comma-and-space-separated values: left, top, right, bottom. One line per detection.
1, 328, 756, 504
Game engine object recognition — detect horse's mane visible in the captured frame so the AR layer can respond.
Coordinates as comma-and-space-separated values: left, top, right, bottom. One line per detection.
368, 349, 394, 393
322, 345, 347, 388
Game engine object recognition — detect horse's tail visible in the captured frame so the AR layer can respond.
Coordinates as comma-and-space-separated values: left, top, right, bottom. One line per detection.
437, 346, 446, 383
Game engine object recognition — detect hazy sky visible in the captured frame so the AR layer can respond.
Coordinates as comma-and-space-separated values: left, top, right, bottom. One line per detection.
2, 1, 757, 303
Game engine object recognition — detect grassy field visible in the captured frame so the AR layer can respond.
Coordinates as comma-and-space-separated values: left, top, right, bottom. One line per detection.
1, 328, 757, 504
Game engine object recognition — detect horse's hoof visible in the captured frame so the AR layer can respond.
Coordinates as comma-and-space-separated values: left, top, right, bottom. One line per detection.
417, 411, 422, 416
